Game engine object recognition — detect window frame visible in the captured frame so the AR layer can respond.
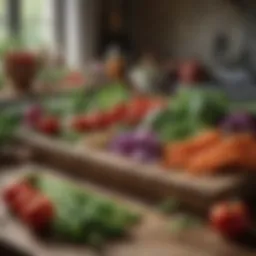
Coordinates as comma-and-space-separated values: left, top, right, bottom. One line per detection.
5, 0, 64, 51
7, 0, 21, 36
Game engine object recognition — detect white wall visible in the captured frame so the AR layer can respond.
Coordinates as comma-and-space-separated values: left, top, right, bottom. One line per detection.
65, 0, 101, 69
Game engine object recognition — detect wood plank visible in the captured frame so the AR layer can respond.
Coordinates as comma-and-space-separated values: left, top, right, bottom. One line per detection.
0, 164, 213, 256
16, 130, 247, 214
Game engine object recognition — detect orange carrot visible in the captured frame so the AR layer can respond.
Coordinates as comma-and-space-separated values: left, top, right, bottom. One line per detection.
187, 133, 255, 175
163, 130, 221, 169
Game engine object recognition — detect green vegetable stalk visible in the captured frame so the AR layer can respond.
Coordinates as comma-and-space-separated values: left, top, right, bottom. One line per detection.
28, 174, 141, 247
146, 87, 229, 142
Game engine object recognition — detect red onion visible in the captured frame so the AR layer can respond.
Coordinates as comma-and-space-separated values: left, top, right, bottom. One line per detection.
24, 105, 44, 128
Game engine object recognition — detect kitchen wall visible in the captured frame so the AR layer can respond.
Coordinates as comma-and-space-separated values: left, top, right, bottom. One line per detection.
129, 0, 244, 64
128, 0, 256, 100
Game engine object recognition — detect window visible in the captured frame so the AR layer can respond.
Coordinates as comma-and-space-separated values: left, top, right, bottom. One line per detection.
22, 0, 55, 49
0, 0, 7, 41
0, 0, 56, 50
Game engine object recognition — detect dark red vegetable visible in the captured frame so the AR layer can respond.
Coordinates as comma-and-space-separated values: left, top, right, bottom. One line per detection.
37, 117, 60, 135
3, 181, 34, 204
210, 201, 251, 238
110, 103, 128, 122
11, 187, 37, 213
24, 105, 44, 128
20, 195, 54, 230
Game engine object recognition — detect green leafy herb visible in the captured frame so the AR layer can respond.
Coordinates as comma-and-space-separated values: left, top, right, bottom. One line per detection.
146, 88, 229, 142
0, 109, 22, 144
29, 174, 141, 247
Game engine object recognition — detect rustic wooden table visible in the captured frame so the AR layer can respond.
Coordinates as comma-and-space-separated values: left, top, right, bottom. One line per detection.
0, 162, 255, 256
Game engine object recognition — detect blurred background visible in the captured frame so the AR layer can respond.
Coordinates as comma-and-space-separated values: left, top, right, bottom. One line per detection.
0, 0, 256, 100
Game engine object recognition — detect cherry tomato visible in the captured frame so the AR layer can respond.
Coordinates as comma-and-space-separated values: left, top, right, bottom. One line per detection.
93, 113, 110, 129
85, 114, 102, 130
20, 195, 54, 230
72, 113, 108, 131
86, 112, 114, 130
110, 103, 128, 123
11, 188, 38, 213
125, 101, 149, 126
3, 181, 33, 204
37, 117, 60, 135
72, 117, 91, 132
210, 201, 251, 238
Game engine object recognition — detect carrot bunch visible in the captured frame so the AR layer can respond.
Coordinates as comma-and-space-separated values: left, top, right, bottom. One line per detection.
163, 130, 256, 175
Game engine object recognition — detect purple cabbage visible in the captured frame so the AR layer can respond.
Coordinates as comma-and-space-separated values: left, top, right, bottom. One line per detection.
220, 112, 256, 134
109, 130, 162, 163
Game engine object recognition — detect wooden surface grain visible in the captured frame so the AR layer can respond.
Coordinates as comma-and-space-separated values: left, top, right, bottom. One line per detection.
0, 164, 255, 256
16, 130, 247, 214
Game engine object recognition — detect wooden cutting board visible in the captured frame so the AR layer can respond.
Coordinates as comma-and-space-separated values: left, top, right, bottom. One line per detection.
0, 163, 255, 256
15, 130, 249, 214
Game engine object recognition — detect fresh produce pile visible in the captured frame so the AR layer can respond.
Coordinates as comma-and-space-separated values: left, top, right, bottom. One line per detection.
108, 87, 229, 165
22, 84, 256, 174
3, 174, 140, 247
162, 115, 256, 175
24, 84, 166, 145
23, 84, 130, 136
71, 97, 165, 133
146, 87, 228, 142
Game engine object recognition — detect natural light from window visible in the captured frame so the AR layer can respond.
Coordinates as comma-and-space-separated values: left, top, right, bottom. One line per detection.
22, 0, 55, 49
0, 0, 7, 41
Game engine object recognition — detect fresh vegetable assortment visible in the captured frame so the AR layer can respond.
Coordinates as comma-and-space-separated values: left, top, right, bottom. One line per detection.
22, 84, 129, 136
21, 85, 256, 174
71, 97, 165, 133
145, 87, 228, 142
3, 174, 141, 247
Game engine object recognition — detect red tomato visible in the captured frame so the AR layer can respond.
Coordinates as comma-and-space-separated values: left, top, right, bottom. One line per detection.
11, 188, 38, 213
20, 195, 54, 230
99, 113, 114, 128
3, 181, 33, 204
125, 97, 166, 126
85, 114, 101, 130
72, 117, 91, 132
125, 100, 150, 126
37, 117, 60, 135
85, 113, 111, 130
72, 113, 108, 131
110, 103, 128, 123
210, 201, 251, 238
